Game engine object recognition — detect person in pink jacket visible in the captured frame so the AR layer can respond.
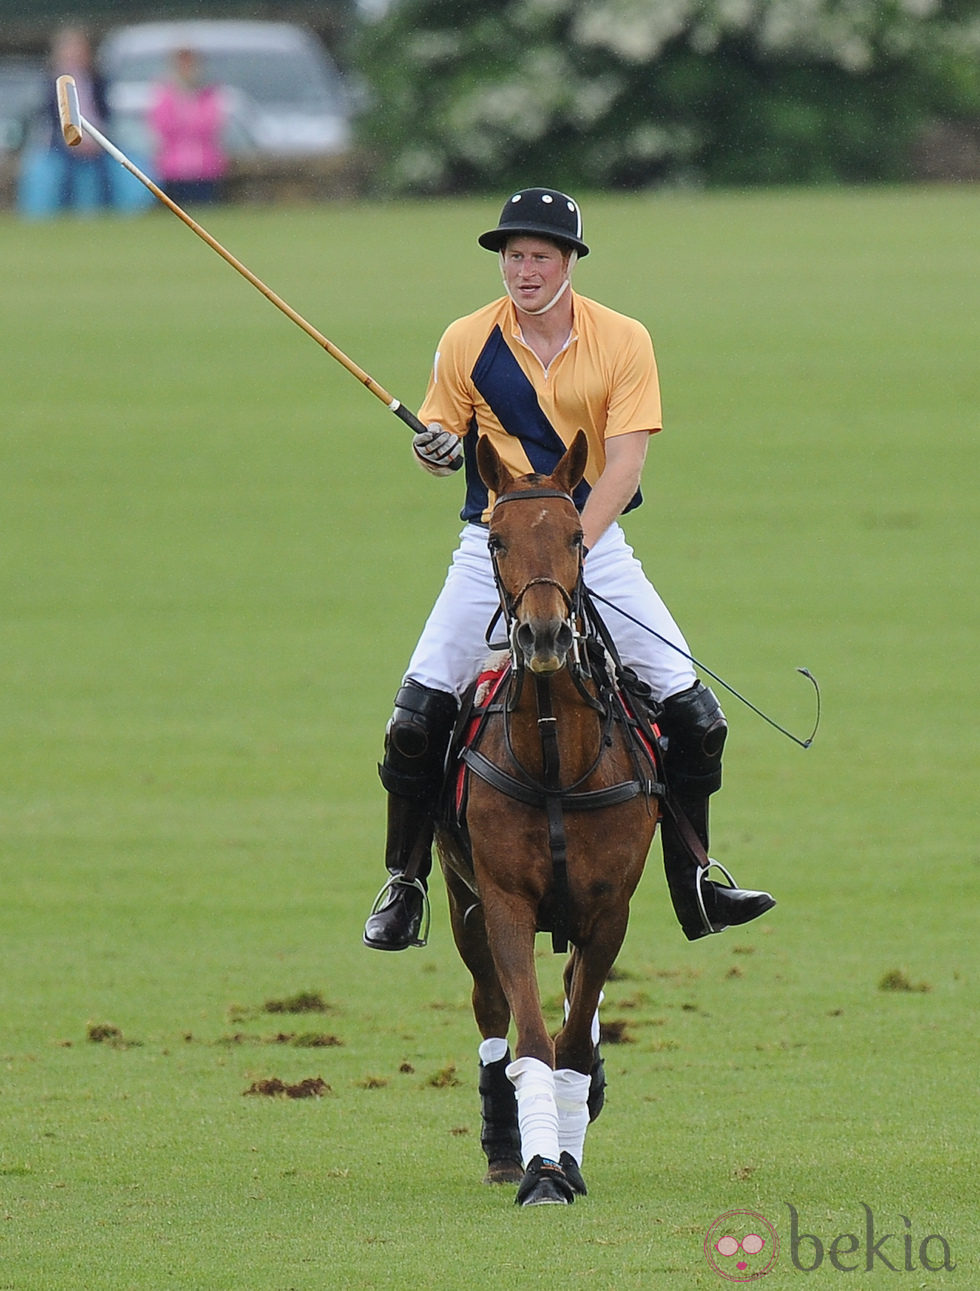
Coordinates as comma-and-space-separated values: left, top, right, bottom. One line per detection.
148, 48, 227, 204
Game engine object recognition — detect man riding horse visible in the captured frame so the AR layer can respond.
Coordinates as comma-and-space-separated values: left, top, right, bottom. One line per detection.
363, 187, 775, 953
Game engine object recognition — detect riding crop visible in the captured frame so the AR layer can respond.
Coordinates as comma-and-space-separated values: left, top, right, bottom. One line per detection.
584, 588, 821, 749
55, 74, 427, 436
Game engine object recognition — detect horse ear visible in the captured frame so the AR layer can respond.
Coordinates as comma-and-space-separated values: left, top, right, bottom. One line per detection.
552, 430, 589, 496
477, 434, 515, 496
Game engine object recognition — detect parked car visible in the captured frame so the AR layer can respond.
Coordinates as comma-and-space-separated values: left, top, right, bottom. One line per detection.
98, 20, 351, 159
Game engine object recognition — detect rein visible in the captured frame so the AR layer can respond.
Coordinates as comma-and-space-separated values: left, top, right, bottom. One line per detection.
468, 486, 663, 952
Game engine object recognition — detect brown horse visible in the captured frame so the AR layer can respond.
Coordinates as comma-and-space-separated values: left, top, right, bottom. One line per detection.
434, 432, 663, 1206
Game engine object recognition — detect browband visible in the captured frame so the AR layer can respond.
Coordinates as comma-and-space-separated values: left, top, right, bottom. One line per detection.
491, 486, 575, 513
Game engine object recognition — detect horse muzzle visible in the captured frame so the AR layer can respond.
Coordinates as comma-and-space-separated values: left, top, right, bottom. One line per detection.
513, 617, 574, 675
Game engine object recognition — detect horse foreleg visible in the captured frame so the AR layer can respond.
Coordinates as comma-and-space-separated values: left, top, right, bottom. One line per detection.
478, 1045, 523, 1184
506, 1054, 577, 1205
552, 916, 630, 1189
441, 866, 522, 1183
477, 891, 577, 1203
556, 917, 626, 1073
562, 953, 607, 1122
444, 867, 511, 1039
480, 892, 551, 1066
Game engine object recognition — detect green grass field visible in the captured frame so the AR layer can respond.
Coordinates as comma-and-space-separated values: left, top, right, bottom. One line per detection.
1, 185, 977, 1289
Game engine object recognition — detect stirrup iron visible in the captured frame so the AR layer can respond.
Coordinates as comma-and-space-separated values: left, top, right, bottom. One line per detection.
694, 858, 738, 937
367, 874, 431, 948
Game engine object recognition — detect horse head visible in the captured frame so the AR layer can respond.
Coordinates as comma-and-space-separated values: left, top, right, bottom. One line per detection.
478, 431, 588, 675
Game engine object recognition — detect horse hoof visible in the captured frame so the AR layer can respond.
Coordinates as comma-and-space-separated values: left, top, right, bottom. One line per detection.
484, 1158, 524, 1185
515, 1156, 576, 1207
519, 1178, 572, 1206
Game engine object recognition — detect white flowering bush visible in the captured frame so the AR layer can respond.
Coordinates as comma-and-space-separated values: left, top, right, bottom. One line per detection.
355, 0, 980, 192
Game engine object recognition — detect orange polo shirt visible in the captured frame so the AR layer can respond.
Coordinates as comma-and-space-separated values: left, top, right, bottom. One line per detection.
418, 292, 662, 522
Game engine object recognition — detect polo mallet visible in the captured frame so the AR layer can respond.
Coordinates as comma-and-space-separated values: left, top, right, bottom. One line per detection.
55, 74, 426, 435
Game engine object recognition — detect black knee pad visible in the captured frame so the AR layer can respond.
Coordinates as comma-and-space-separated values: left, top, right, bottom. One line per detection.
379, 681, 458, 800
659, 681, 727, 796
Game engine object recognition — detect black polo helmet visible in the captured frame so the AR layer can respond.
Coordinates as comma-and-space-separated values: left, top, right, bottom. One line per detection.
478, 187, 590, 258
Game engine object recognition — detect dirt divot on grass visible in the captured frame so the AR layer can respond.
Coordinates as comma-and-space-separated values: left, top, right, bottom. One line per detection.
878, 968, 932, 993
218, 1031, 343, 1048
86, 1023, 141, 1050
228, 991, 334, 1026
275, 1031, 343, 1047
243, 1076, 332, 1099
428, 1064, 460, 1088
263, 991, 331, 1015
599, 1018, 634, 1044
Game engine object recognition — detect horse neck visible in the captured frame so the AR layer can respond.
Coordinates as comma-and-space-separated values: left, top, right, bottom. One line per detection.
507, 667, 603, 783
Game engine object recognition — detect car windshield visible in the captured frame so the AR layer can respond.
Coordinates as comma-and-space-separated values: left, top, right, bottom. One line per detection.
109, 47, 342, 110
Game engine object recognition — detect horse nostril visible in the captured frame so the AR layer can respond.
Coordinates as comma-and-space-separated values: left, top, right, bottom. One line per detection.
515, 623, 535, 657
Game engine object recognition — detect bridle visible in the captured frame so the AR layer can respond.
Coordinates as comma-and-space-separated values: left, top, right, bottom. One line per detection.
469, 484, 663, 952
486, 485, 586, 676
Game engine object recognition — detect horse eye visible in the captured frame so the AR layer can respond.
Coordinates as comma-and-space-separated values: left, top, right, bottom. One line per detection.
488, 534, 505, 555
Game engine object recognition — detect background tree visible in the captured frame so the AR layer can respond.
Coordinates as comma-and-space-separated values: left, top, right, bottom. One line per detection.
356, 0, 980, 192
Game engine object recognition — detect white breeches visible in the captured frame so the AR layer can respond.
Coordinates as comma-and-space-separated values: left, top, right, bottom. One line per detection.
404, 522, 697, 700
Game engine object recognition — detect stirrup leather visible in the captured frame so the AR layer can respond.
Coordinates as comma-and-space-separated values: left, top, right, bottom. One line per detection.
693, 858, 739, 937
366, 874, 431, 948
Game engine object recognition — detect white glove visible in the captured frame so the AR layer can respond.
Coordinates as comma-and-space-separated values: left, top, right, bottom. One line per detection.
413, 423, 463, 475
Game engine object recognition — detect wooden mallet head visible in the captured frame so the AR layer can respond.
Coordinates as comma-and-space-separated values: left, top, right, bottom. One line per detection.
56, 74, 83, 147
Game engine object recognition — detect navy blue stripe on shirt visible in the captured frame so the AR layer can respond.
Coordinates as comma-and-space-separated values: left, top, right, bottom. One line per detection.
462, 324, 640, 522
460, 415, 487, 521
465, 326, 591, 519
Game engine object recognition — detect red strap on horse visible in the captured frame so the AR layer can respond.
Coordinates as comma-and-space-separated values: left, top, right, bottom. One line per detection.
455, 663, 510, 816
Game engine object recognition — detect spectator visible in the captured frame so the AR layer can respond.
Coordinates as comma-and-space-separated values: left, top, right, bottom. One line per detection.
148, 48, 227, 204
17, 26, 113, 219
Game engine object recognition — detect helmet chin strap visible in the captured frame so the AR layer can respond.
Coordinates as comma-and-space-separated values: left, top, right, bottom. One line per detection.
500, 250, 578, 316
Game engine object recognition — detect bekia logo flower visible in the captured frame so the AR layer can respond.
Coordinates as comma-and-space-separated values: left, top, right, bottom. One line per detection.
704, 1209, 779, 1282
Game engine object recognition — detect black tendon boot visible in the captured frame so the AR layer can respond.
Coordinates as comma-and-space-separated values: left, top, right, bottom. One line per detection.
659, 682, 775, 941
478, 1050, 523, 1184
363, 681, 458, 951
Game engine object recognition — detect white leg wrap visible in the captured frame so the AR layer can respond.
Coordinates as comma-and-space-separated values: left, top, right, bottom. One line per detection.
478, 1037, 509, 1065
506, 1056, 559, 1166
554, 1068, 591, 1164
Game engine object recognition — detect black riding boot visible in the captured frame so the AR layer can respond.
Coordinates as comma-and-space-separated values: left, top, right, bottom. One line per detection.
659, 682, 775, 941
362, 681, 458, 952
